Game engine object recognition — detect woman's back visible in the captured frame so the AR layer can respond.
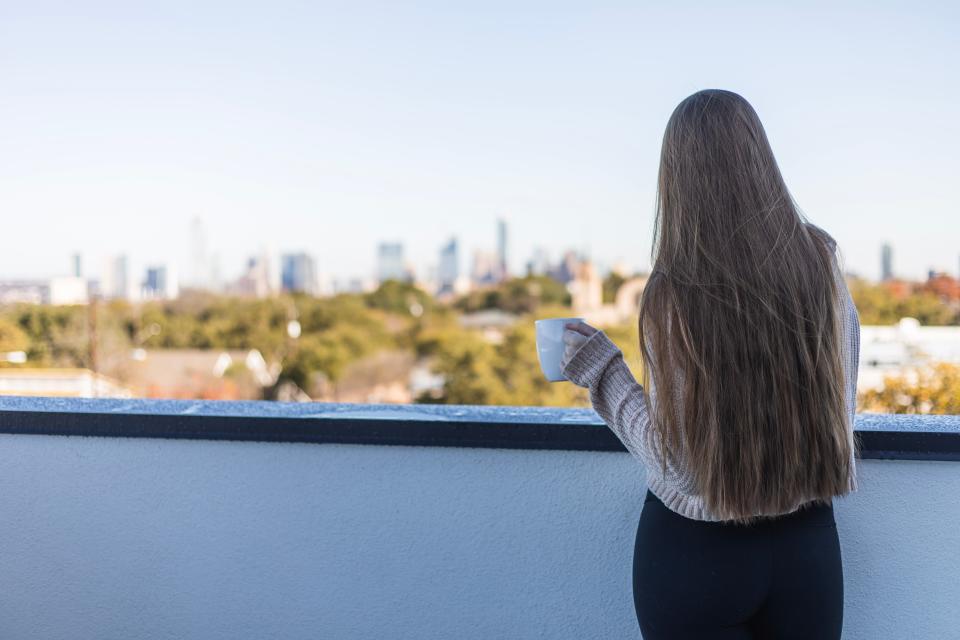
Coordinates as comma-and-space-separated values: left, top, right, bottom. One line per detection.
560, 231, 860, 521
637, 89, 858, 521
559, 89, 857, 639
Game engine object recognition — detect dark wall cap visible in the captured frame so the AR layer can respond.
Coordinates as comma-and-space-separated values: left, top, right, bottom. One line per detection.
0, 397, 957, 462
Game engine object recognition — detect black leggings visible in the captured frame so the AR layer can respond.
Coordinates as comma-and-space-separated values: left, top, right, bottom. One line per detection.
633, 490, 843, 639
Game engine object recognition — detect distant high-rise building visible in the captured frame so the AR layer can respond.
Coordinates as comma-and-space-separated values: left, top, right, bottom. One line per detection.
282, 253, 319, 295
232, 256, 271, 298
525, 247, 550, 277
437, 238, 459, 295
570, 259, 603, 313
101, 255, 138, 300
71, 253, 83, 278
881, 243, 894, 281
549, 250, 580, 285
264, 243, 282, 295
471, 250, 500, 286
378, 242, 408, 283
142, 265, 179, 300
209, 252, 222, 293
188, 217, 211, 290
497, 218, 508, 281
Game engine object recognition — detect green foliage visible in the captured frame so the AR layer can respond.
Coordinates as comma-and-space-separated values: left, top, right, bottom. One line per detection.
10, 304, 99, 367
0, 317, 29, 353
136, 296, 288, 352
454, 276, 571, 314
281, 333, 351, 390
414, 312, 646, 407
602, 272, 626, 304
19, 270, 960, 411
364, 280, 433, 316
1, 294, 399, 395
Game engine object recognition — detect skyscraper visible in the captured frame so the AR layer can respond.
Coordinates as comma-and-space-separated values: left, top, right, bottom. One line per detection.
570, 259, 603, 313
264, 243, 282, 295
71, 253, 83, 278
549, 250, 581, 285
881, 243, 894, 281
143, 265, 179, 300
497, 218, 508, 281
377, 242, 408, 283
233, 256, 271, 298
471, 250, 500, 286
188, 217, 210, 290
525, 247, 550, 277
282, 253, 319, 295
437, 238, 459, 295
101, 254, 137, 300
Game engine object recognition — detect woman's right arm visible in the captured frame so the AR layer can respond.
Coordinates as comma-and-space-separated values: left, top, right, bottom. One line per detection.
561, 330, 664, 472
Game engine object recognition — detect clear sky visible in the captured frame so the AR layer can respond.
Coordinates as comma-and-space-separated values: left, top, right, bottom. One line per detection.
2, 0, 958, 284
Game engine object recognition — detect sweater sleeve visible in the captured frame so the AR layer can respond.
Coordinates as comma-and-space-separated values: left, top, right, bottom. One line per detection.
561, 331, 664, 472
841, 270, 861, 491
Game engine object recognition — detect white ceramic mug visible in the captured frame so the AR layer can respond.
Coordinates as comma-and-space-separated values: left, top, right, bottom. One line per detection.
535, 317, 585, 382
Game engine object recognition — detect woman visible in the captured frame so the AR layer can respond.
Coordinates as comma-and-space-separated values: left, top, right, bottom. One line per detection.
560, 89, 860, 640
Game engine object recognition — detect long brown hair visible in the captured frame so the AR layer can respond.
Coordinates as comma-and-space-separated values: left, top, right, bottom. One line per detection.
640, 89, 855, 522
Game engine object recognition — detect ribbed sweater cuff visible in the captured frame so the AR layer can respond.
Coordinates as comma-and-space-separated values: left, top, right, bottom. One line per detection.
561, 331, 623, 388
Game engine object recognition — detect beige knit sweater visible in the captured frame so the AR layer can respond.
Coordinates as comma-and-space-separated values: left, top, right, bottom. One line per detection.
561, 236, 860, 522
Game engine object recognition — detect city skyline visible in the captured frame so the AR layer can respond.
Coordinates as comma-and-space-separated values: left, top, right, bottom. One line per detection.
4, 229, 956, 304
2, 2, 958, 282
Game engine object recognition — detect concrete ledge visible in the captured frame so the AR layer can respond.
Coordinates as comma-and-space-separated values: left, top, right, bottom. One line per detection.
0, 397, 958, 461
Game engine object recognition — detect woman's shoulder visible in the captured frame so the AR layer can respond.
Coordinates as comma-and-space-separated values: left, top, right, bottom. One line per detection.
803, 221, 838, 251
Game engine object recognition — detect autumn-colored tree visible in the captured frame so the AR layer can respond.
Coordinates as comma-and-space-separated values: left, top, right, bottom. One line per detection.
859, 362, 960, 414
848, 277, 958, 325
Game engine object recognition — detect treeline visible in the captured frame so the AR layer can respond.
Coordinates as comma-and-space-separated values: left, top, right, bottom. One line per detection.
1, 273, 957, 410
848, 278, 960, 325
0, 277, 628, 405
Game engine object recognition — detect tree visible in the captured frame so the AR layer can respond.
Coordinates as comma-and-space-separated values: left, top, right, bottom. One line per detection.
365, 281, 433, 316
848, 278, 958, 326
602, 272, 626, 304
454, 276, 571, 314
0, 317, 29, 353
859, 362, 960, 414
416, 313, 600, 406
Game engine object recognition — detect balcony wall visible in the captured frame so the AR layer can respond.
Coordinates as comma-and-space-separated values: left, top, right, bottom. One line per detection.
0, 398, 958, 640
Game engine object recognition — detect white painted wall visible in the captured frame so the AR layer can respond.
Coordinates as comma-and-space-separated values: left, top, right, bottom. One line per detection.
0, 432, 957, 639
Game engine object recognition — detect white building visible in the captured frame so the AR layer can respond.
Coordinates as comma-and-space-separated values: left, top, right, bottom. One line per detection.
48, 276, 89, 305
0, 369, 132, 398
101, 255, 141, 301
859, 318, 960, 391
569, 260, 603, 312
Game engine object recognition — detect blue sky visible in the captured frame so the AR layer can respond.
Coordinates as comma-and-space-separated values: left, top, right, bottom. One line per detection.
1, 0, 958, 283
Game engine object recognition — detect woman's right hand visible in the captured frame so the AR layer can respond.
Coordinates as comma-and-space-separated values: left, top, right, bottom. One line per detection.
561, 321, 599, 371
